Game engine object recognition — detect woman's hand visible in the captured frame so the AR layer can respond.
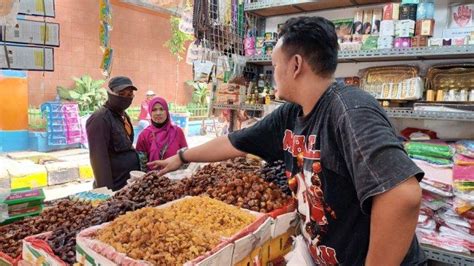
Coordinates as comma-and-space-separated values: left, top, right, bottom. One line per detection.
147, 155, 182, 176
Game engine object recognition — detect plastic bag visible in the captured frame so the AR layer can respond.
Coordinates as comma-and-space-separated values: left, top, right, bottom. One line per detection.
455, 140, 474, 158
216, 56, 230, 81
411, 154, 452, 166
193, 60, 214, 82
99, 21, 111, 50
285, 235, 315, 266
229, 54, 248, 81
101, 48, 113, 78
405, 142, 454, 160
99, 0, 112, 26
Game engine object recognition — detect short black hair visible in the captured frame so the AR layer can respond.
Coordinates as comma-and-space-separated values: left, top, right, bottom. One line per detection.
279, 16, 339, 78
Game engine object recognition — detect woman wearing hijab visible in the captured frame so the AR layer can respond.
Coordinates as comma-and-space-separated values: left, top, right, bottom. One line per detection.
136, 97, 188, 170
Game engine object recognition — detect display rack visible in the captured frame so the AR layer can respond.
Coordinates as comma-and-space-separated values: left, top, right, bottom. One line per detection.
248, 45, 474, 65
385, 108, 474, 122
243, 1, 474, 263
244, 0, 387, 17
422, 245, 474, 265
213, 103, 265, 111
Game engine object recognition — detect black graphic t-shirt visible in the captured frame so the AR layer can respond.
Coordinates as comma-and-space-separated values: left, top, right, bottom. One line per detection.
229, 82, 426, 265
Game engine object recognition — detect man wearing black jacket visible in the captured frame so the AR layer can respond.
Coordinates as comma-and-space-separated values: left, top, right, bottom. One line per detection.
86, 76, 140, 191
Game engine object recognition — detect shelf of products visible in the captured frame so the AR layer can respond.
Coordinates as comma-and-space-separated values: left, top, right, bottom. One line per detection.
213, 103, 265, 111
244, 0, 388, 17
422, 245, 474, 265
385, 108, 474, 122
247, 45, 474, 65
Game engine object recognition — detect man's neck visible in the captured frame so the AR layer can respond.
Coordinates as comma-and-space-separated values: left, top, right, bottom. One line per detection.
297, 76, 335, 116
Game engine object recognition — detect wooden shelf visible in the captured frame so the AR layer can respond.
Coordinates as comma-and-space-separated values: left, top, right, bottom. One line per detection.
245, 0, 389, 17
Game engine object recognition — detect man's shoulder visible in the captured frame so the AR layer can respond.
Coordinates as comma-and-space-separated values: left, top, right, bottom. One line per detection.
86, 107, 109, 124
329, 83, 381, 112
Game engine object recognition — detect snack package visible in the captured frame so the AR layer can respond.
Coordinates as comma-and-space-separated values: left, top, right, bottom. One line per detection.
101, 48, 113, 78
99, 0, 112, 26
99, 21, 111, 50
193, 60, 215, 83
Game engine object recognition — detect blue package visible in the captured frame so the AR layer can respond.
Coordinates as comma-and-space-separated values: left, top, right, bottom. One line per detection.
417, 1, 435, 20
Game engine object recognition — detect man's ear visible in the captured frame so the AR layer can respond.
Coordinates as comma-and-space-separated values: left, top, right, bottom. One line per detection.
293, 54, 303, 79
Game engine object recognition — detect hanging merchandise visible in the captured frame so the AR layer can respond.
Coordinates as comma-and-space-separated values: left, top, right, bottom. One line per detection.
179, 9, 194, 34
99, 21, 111, 50
193, 0, 210, 40
186, 41, 202, 65
229, 54, 247, 81
101, 48, 113, 78
193, 60, 215, 83
0, 0, 18, 27
99, 0, 113, 27
216, 55, 230, 81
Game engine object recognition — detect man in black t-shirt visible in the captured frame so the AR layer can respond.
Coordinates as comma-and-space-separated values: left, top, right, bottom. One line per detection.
149, 16, 425, 265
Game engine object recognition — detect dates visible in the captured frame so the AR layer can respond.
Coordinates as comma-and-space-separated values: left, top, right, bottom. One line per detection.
178, 160, 291, 213
0, 199, 93, 259
114, 172, 183, 206
47, 198, 141, 264
261, 160, 291, 196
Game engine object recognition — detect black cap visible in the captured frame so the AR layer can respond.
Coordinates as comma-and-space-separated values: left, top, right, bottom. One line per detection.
108, 76, 138, 93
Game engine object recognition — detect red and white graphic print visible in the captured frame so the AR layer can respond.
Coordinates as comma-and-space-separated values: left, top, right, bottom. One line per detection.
283, 129, 339, 265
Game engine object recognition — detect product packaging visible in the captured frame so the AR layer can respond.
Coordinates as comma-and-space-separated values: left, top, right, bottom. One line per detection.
395, 19, 416, 37
353, 10, 364, 34
380, 20, 395, 36
372, 9, 383, 35
362, 9, 374, 35
415, 19, 435, 36
383, 3, 400, 20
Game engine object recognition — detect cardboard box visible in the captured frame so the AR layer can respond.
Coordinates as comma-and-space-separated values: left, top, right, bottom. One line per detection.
353, 10, 364, 34
395, 20, 415, 37
378, 36, 394, 49
380, 20, 395, 36
383, 3, 400, 20
8, 164, 48, 189
22, 232, 68, 266
362, 10, 373, 35
45, 161, 79, 186
412, 36, 429, 47
372, 9, 383, 35
452, 37, 469, 46
78, 160, 94, 181
429, 38, 443, 47
415, 19, 435, 37
76, 197, 271, 266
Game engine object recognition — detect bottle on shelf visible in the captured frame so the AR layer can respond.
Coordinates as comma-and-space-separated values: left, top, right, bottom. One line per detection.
257, 74, 265, 93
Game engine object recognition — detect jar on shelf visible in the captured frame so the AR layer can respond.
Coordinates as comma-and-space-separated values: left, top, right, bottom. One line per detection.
469, 89, 474, 102
459, 89, 468, 101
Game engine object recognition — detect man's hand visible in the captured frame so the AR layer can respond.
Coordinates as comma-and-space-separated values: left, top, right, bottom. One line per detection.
147, 155, 182, 176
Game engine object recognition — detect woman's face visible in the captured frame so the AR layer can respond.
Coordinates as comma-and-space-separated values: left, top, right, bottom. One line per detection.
151, 102, 167, 124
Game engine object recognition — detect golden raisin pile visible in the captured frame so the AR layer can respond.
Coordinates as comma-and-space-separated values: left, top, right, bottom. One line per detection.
96, 197, 256, 265
167, 196, 256, 237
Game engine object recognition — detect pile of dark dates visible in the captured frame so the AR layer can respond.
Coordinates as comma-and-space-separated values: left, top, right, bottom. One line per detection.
260, 160, 291, 196
0, 199, 93, 259
47, 198, 142, 264
114, 172, 182, 206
